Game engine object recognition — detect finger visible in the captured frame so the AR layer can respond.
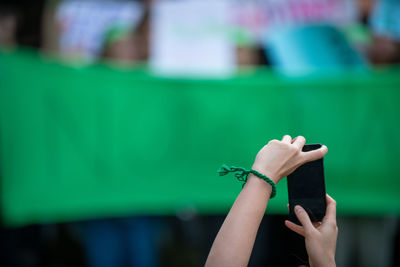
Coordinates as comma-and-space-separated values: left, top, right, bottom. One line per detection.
285, 220, 305, 236
294, 205, 314, 233
323, 194, 337, 223
281, 135, 292, 143
302, 145, 328, 162
292, 136, 306, 149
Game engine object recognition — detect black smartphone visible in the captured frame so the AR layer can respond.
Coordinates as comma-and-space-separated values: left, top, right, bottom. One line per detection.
287, 144, 326, 224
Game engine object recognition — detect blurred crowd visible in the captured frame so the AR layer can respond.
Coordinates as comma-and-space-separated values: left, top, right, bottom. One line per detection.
0, 0, 399, 73
1, 0, 400, 267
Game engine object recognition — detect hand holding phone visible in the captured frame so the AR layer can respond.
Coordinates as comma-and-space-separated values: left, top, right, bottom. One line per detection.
285, 195, 338, 267
287, 144, 327, 223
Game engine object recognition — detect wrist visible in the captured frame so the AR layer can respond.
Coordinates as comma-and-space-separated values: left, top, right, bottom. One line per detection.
247, 174, 272, 188
217, 164, 277, 198
246, 174, 273, 196
251, 164, 280, 185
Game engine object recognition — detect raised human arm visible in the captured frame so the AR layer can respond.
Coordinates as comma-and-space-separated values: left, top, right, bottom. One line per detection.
205, 135, 328, 267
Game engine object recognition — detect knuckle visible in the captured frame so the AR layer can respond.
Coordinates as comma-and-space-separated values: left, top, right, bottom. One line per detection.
289, 145, 300, 153
297, 135, 305, 142
268, 139, 279, 145
329, 221, 337, 230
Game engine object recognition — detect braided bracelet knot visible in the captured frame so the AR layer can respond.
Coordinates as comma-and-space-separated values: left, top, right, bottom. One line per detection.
217, 164, 277, 198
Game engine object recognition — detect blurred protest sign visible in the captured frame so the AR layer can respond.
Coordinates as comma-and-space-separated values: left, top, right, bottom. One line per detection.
56, 0, 144, 61
230, 0, 358, 44
150, 0, 235, 77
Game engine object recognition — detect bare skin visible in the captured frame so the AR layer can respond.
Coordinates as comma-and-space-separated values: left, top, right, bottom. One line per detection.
205, 135, 336, 267
285, 195, 338, 267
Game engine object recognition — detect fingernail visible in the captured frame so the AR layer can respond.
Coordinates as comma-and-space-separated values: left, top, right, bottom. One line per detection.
295, 205, 303, 213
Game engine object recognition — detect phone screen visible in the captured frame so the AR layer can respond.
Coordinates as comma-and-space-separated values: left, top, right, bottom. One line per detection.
287, 144, 326, 223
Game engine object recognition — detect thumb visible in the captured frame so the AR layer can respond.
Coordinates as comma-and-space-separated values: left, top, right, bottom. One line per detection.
294, 205, 314, 234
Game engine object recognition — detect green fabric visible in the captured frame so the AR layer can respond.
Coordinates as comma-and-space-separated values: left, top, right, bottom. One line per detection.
1, 49, 400, 226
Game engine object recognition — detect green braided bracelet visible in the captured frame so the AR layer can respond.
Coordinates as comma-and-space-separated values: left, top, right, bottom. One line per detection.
217, 164, 277, 198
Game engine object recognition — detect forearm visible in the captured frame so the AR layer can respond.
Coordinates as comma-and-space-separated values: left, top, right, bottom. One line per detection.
206, 135, 327, 266
205, 175, 272, 267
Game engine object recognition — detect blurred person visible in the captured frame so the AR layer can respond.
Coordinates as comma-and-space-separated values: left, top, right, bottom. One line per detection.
42, 0, 145, 62
330, 2, 400, 266
356, 0, 375, 22
265, 24, 367, 76
43, 2, 159, 267
79, 217, 161, 267
236, 46, 268, 67
205, 135, 338, 267
369, 35, 400, 64
101, 9, 149, 64
59, 3, 158, 267
335, 215, 398, 267
250, 0, 368, 75
0, 2, 45, 49
369, 0, 400, 64
0, 6, 18, 48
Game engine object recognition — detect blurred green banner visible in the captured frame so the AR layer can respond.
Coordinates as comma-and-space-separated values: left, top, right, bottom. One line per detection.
1, 50, 400, 226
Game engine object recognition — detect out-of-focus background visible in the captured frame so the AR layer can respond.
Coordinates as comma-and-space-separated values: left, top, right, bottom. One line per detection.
0, 0, 399, 266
